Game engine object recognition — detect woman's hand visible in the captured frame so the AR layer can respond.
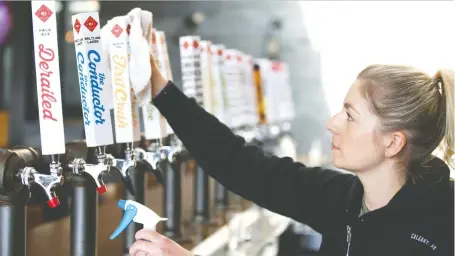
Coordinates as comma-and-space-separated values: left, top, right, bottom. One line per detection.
150, 55, 169, 98
129, 229, 193, 256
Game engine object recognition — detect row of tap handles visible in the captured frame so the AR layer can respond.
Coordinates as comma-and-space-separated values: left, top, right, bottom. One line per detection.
16, 136, 183, 208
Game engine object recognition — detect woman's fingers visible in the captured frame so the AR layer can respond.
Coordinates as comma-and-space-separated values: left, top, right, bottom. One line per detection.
133, 229, 193, 256
129, 240, 163, 256
135, 229, 166, 244
149, 55, 169, 97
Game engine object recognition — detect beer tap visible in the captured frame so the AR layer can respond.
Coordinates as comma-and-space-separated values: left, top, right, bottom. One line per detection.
67, 145, 111, 194
166, 134, 185, 164
160, 133, 192, 242
18, 154, 63, 208
107, 143, 137, 196
134, 139, 166, 185
68, 143, 137, 196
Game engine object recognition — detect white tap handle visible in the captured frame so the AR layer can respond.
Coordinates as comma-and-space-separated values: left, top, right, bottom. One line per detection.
106, 16, 138, 144
31, 1, 66, 155
179, 35, 203, 106
142, 29, 168, 140
71, 12, 115, 148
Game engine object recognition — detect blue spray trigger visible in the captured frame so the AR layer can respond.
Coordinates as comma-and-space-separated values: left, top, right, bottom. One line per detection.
118, 199, 126, 209
110, 203, 138, 240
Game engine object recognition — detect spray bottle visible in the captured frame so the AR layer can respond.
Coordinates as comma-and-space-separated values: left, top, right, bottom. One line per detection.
110, 199, 167, 240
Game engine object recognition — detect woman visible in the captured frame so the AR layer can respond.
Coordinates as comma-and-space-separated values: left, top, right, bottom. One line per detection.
128, 57, 454, 256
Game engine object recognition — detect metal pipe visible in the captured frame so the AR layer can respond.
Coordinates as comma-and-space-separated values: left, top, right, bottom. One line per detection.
193, 165, 210, 223
123, 165, 145, 254
70, 175, 98, 256
65, 142, 99, 256
0, 149, 32, 256
163, 159, 182, 238
0, 189, 28, 256
215, 182, 229, 210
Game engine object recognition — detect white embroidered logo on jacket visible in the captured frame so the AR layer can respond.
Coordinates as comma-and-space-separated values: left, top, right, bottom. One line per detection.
410, 233, 437, 251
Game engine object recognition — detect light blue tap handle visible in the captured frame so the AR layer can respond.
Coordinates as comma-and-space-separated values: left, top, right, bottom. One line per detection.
110, 200, 137, 240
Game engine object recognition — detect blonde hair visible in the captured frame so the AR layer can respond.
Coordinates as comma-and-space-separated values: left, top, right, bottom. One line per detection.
357, 65, 454, 181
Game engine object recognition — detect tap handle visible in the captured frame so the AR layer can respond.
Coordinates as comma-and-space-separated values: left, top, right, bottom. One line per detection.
134, 148, 165, 186
149, 165, 165, 187
69, 158, 108, 194
87, 166, 108, 195
110, 157, 136, 196
122, 171, 135, 196
20, 167, 63, 208
96, 181, 107, 194
47, 196, 60, 208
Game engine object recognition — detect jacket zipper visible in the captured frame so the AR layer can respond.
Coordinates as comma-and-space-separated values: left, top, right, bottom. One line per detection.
346, 225, 352, 256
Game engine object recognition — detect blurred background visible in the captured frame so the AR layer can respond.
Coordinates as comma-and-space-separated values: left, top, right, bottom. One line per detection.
0, 1, 454, 255
1, 1, 454, 158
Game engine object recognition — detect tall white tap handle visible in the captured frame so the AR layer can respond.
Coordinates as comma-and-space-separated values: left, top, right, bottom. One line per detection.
179, 35, 203, 106
142, 29, 168, 140
31, 1, 66, 155
71, 12, 114, 148
106, 16, 138, 143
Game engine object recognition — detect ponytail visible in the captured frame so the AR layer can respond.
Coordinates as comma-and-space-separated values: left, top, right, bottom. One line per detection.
434, 69, 454, 168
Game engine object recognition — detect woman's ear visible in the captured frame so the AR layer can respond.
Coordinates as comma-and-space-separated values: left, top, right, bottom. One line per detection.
384, 131, 407, 158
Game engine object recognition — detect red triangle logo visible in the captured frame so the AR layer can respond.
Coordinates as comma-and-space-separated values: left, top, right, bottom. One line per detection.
74, 19, 81, 33
111, 24, 123, 38
35, 4, 53, 23
84, 16, 98, 32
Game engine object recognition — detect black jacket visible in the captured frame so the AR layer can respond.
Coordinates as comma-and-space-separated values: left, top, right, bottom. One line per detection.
153, 81, 454, 256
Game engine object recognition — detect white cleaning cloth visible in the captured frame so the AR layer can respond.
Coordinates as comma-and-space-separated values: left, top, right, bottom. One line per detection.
127, 8, 153, 107
101, 8, 153, 108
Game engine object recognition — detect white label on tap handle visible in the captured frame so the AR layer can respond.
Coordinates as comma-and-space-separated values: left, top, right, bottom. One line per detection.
179, 35, 203, 106
241, 54, 259, 127
142, 29, 168, 140
156, 31, 174, 135
277, 62, 296, 122
31, 1, 66, 155
72, 12, 114, 147
210, 44, 228, 124
200, 40, 214, 114
108, 17, 137, 143
126, 21, 141, 142
131, 88, 141, 142
223, 49, 245, 129
255, 59, 296, 125
158, 31, 174, 82
142, 105, 167, 139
